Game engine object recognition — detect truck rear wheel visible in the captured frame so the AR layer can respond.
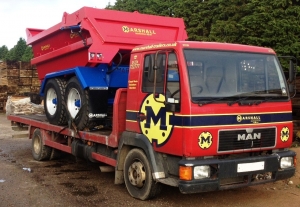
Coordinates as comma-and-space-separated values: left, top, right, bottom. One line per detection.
32, 129, 52, 161
65, 77, 90, 130
44, 78, 67, 125
124, 148, 162, 200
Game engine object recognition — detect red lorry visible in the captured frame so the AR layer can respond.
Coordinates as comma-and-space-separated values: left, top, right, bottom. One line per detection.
7, 7, 296, 200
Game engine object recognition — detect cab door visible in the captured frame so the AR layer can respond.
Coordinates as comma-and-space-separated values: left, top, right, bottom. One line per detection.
137, 51, 183, 155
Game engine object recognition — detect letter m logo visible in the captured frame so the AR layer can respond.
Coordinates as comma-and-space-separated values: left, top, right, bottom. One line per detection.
144, 106, 167, 130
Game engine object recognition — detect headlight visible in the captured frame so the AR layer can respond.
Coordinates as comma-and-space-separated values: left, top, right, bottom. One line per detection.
280, 157, 293, 169
194, 165, 210, 179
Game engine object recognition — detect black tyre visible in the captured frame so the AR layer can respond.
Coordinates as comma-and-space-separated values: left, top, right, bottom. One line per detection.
124, 148, 162, 200
44, 78, 67, 125
31, 129, 52, 161
65, 77, 90, 130
49, 148, 64, 160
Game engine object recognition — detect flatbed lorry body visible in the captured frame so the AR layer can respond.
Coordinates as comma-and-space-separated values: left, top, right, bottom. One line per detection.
8, 7, 296, 200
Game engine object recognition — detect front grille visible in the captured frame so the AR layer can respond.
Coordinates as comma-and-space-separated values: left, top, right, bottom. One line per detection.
218, 127, 276, 152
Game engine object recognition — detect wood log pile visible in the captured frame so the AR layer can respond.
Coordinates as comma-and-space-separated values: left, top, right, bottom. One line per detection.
0, 61, 41, 112
6, 96, 44, 115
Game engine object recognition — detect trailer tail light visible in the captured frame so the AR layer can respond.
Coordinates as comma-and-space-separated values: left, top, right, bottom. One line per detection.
89, 52, 102, 61
89, 52, 95, 60
179, 166, 192, 181
96, 53, 102, 60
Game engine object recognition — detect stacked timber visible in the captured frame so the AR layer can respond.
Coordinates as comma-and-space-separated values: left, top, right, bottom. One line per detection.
0, 61, 41, 112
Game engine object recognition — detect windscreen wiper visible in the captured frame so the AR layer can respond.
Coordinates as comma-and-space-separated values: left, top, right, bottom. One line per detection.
198, 92, 254, 106
197, 97, 226, 106
227, 97, 249, 106
254, 97, 276, 105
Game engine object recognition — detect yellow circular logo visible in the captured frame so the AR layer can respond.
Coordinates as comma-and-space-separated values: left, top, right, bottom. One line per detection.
280, 127, 289, 142
122, 26, 129, 33
139, 94, 173, 146
198, 132, 213, 149
237, 115, 242, 122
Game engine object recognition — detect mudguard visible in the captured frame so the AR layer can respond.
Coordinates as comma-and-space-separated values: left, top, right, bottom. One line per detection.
40, 65, 128, 96
117, 131, 166, 180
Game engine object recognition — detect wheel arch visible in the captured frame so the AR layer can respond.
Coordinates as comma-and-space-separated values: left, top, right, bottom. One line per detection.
115, 131, 166, 184
40, 66, 108, 96
40, 70, 75, 96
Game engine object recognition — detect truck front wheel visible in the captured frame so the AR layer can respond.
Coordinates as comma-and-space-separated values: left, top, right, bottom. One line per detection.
32, 129, 52, 161
44, 78, 67, 125
124, 148, 161, 200
65, 77, 90, 130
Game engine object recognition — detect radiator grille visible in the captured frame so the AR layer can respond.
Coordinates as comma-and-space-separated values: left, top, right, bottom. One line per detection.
218, 127, 276, 152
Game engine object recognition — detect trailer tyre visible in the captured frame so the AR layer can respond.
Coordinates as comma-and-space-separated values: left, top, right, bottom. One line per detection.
65, 77, 90, 130
44, 78, 67, 125
32, 129, 52, 161
124, 148, 162, 200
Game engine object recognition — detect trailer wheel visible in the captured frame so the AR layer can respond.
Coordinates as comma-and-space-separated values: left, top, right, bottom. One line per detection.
32, 129, 52, 161
44, 78, 67, 125
124, 148, 161, 200
65, 77, 90, 130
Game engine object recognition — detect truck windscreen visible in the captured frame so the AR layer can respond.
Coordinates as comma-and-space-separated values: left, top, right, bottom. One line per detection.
184, 49, 288, 104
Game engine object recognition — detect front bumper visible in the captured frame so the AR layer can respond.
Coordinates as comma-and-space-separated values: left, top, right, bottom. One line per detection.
178, 150, 296, 194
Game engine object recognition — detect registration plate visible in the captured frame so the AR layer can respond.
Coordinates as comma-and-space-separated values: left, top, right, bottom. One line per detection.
237, 161, 265, 173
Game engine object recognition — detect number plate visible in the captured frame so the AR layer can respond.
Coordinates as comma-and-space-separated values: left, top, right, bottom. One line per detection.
237, 161, 265, 173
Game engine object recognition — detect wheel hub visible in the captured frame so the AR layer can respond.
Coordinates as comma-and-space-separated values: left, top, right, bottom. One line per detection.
128, 161, 146, 188
33, 137, 41, 154
46, 88, 57, 115
67, 88, 81, 119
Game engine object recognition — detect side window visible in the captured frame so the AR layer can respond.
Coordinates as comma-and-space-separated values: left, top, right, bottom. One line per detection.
167, 53, 180, 97
166, 52, 180, 111
142, 53, 166, 93
142, 55, 152, 93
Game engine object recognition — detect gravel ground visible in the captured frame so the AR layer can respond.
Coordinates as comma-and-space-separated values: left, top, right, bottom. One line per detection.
1, 113, 300, 207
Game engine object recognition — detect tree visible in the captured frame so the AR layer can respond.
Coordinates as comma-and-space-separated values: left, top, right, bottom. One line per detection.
21, 46, 33, 62
3, 37, 32, 62
109, 0, 300, 69
107, 0, 178, 16
14, 38, 27, 61
5, 47, 16, 61
0, 45, 8, 60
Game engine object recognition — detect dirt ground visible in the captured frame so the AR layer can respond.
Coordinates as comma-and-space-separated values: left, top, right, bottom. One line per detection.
0, 113, 300, 207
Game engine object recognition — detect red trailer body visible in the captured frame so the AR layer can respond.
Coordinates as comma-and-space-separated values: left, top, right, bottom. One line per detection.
26, 7, 187, 80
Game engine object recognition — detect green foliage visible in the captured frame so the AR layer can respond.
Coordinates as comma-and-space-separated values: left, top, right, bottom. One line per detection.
109, 0, 300, 71
21, 47, 33, 62
5, 47, 16, 61
14, 38, 27, 61
2, 37, 33, 62
107, 0, 178, 16
0, 45, 8, 60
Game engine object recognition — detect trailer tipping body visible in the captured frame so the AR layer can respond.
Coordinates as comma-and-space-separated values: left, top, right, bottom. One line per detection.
26, 7, 187, 81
